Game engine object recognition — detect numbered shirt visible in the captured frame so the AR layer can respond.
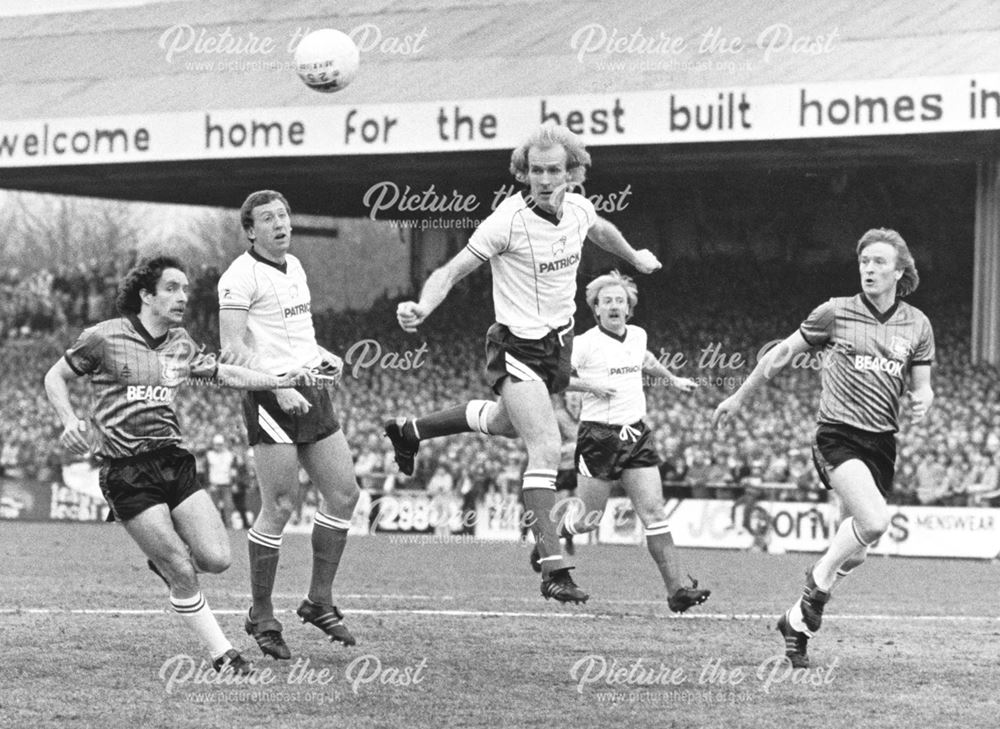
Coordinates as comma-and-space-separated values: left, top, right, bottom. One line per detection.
466, 191, 596, 339
799, 294, 935, 433
64, 316, 217, 459
218, 248, 322, 375
572, 324, 648, 425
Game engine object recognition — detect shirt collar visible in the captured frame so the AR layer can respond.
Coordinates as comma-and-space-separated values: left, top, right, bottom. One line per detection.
127, 314, 168, 349
249, 245, 288, 274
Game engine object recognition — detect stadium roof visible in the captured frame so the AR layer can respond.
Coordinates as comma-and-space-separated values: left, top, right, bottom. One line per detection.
4, 0, 1000, 115
2, 0, 1000, 212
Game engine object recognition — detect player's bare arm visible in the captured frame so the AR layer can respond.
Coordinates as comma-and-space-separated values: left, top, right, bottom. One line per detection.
712, 330, 812, 428
908, 363, 934, 422
43, 357, 91, 455
642, 350, 697, 392
397, 247, 485, 332
566, 376, 615, 399
586, 216, 662, 274
218, 308, 259, 369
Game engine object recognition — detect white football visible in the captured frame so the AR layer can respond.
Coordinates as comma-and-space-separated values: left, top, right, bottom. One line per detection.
294, 28, 360, 93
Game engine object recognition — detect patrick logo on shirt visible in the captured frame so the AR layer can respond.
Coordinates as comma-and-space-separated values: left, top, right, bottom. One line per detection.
539, 237, 579, 275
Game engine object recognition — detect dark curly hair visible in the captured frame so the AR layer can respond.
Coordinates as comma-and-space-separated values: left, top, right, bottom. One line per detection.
116, 256, 186, 315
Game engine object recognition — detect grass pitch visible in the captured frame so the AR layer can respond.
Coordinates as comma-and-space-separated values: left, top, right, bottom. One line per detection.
3, 521, 999, 728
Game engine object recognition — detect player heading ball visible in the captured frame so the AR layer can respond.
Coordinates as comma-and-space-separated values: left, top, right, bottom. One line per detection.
385, 123, 662, 605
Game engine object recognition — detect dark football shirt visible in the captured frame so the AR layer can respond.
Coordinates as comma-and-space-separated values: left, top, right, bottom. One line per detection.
65, 315, 217, 459
799, 295, 934, 433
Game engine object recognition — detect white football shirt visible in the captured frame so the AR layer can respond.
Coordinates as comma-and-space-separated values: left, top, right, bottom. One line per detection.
218, 249, 322, 374
466, 191, 596, 339
572, 324, 648, 424
205, 448, 236, 486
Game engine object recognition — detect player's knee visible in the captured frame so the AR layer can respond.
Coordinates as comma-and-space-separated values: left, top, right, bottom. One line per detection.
524, 437, 561, 468
855, 510, 889, 543
161, 555, 198, 589
327, 482, 360, 514
195, 545, 232, 574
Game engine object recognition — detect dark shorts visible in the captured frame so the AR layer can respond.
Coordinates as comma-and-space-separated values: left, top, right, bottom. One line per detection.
811, 423, 897, 497
555, 468, 577, 492
576, 420, 661, 481
484, 322, 573, 395
242, 386, 340, 446
98, 445, 201, 522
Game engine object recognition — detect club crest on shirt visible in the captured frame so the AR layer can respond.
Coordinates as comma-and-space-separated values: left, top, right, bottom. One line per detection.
158, 337, 196, 386
889, 336, 911, 360
552, 237, 567, 257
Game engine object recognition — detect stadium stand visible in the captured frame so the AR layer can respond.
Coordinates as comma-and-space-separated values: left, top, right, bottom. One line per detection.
2, 260, 997, 508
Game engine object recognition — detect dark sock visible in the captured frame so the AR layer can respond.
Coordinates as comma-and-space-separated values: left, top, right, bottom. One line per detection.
308, 512, 351, 605
411, 405, 472, 440
247, 528, 281, 622
645, 529, 684, 595
522, 475, 562, 577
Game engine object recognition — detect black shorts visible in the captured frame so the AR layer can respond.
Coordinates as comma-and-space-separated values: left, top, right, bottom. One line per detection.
576, 420, 661, 481
242, 386, 340, 446
811, 423, 896, 497
555, 468, 577, 492
99, 445, 201, 522
484, 322, 573, 395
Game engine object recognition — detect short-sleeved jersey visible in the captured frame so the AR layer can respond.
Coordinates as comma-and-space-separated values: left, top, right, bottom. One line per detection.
466, 191, 597, 339
572, 324, 648, 424
64, 316, 218, 459
217, 248, 322, 375
799, 294, 935, 433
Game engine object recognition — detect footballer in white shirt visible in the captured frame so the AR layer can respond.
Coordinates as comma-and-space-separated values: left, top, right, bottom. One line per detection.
219, 190, 359, 659
386, 123, 662, 605
557, 270, 711, 614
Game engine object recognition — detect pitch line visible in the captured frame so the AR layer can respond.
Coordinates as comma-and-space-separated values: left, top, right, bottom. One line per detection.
2, 607, 998, 622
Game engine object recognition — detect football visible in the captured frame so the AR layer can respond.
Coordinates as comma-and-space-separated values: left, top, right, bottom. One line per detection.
294, 28, 360, 93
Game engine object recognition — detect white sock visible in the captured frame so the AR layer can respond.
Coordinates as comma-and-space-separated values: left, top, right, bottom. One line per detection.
812, 517, 870, 591
465, 400, 496, 434
170, 592, 232, 660
831, 547, 868, 591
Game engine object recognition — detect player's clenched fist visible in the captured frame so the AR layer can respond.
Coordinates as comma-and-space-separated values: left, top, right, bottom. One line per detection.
60, 418, 92, 456
712, 393, 745, 429
396, 301, 428, 332
632, 249, 662, 275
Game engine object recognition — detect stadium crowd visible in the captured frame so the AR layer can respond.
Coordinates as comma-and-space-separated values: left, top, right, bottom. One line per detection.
1, 261, 998, 508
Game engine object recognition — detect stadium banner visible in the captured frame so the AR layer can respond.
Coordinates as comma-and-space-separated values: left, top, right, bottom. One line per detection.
595, 499, 1000, 559
284, 489, 465, 536
0, 477, 111, 522
3, 72, 1000, 167
473, 491, 524, 541
595, 497, 644, 544
1, 479, 54, 521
